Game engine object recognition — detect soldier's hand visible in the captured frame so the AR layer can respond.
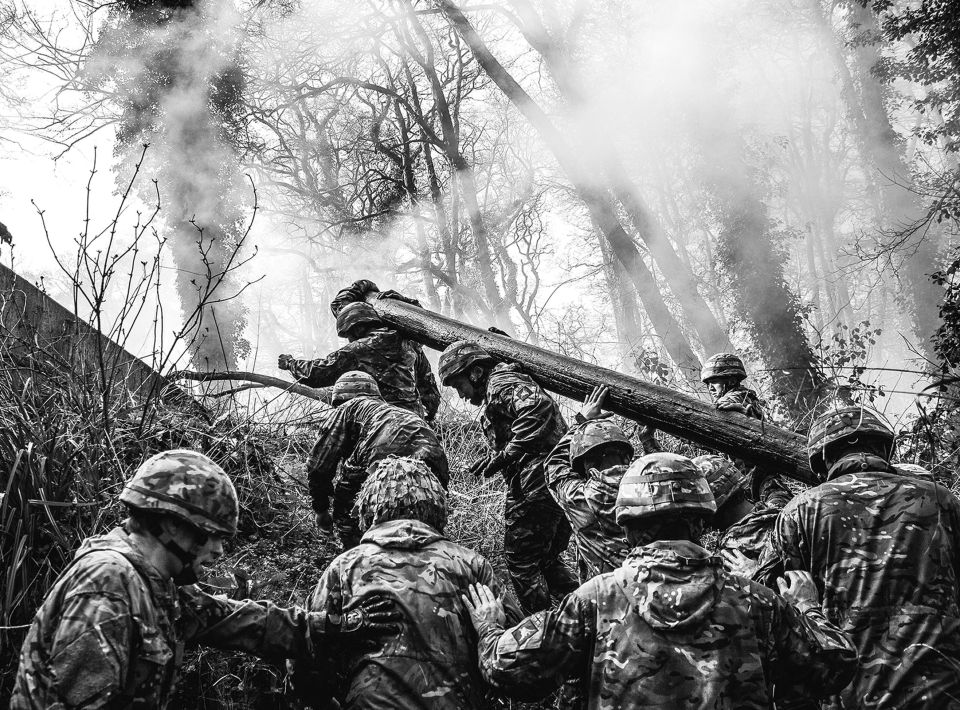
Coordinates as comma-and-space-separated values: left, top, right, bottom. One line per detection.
315, 510, 333, 534
721, 548, 758, 578
777, 570, 820, 614
487, 326, 511, 337
576, 385, 614, 423
469, 454, 505, 480
462, 583, 506, 630
343, 593, 403, 635
278, 353, 293, 371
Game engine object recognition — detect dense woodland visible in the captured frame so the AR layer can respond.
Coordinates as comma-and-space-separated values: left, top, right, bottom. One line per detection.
1, 0, 960, 706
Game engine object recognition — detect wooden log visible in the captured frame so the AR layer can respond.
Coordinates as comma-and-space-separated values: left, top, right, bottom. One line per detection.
365, 293, 815, 484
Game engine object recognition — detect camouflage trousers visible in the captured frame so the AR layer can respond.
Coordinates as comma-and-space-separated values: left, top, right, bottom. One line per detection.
504, 491, 578, 613
332, 465, 368, 549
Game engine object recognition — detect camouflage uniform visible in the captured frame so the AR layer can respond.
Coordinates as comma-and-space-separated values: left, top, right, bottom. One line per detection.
307, 395, 450, 547
305, 518, 522, 709
544, 426, 631, 582
472, 539, 857, 709
775, 454, 960, 709
714, 385, 765, 419
483, 362, 578, 612
286, 329, 440, 420
11, 527, 320, 709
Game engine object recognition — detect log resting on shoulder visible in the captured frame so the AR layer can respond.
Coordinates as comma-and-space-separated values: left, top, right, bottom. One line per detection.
365, 292, 815, 485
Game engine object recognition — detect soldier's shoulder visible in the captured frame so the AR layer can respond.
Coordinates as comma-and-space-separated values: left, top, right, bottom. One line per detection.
61, 549, 142, 600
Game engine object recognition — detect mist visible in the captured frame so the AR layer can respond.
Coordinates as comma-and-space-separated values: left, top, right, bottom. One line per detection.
0, 0, 955, 424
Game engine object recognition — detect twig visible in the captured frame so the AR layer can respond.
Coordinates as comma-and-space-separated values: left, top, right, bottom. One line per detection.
171, 370, 331, 403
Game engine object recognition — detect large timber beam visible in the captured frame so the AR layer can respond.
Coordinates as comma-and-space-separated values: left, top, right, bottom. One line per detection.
365, 292, 815, 484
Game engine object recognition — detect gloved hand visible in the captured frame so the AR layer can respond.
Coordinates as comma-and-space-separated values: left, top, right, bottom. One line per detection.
378, 289, 421, 308
278, 354, 294, 371
315, 510, 333, 535
325, 593, 403, 636
487, 326, 511, 338
469, 453, 507, 480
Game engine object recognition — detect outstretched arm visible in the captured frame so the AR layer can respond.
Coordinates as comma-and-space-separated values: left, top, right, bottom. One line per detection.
464, 583, 591, 700
281, 346, 359, 389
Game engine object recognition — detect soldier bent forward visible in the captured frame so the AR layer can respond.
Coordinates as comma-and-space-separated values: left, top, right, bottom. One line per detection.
438, 340, 578, 613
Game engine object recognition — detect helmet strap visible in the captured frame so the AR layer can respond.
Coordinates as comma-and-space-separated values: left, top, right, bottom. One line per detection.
147, 517, 208, 584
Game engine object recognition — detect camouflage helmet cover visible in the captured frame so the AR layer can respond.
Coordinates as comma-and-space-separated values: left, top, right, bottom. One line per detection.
615, 452, 717, 525
120, 449, 239, 536
570, 420, 634, 473
332, 370, 381, 405
438, 340, 495, 385
693, 455, 746, 509
353, 456, 447, 532
807, 405, 895, 477
336, 302, 382, 337
701, 353, 747, 383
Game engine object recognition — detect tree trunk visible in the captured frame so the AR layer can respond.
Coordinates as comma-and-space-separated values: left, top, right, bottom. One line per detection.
435, 0, 702, 375
365, 292, 815, 484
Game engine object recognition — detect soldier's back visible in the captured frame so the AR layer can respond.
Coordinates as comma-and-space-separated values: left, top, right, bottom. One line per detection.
312, 518, 509, 710
344, 329, 423, 414
779, 468, 960, 709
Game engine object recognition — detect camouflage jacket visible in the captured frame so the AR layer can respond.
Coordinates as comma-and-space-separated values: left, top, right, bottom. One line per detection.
12, 527, 320, 710
473, 540, 857, 709
545, 427, 631, 582
482, 362, 567, 498
714, 386, 764, 420
718, 475, 792, 584
304, 518, 522, 710
306, 396, 449, 515
288, 328, 440, 420
774, 454, 960, 710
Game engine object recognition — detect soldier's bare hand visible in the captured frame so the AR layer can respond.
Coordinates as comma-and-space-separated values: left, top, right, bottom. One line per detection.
462, 583, 506, 629
721, 549, 758, 578
278, 354, 293, 370
777, 570, 820, 613
577, 385, 612, 422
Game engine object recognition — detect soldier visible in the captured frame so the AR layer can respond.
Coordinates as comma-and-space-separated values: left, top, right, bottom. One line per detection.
278, 299, 440, 421
774, 406, 960, 710
462, 451, 858, 709
545, 385, 661, 582
308, 370, 449, 549
299, 456, 522, 709
702, 351, 792, 516
696, 454, 791, 582
701, 352, 765, 418
11, 449, 399, 710
438, 340, 578, 612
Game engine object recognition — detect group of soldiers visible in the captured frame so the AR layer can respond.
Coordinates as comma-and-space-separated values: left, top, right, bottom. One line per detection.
10, 279, 960, 709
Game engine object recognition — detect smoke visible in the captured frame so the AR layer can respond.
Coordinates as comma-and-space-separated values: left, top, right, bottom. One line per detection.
85, 0, 249, 369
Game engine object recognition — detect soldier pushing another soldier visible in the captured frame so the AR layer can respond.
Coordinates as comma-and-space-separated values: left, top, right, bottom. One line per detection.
775, 406, 960, 710
306, 370, 449, 548
462, 451, 858, 709
11, 450, 399, 710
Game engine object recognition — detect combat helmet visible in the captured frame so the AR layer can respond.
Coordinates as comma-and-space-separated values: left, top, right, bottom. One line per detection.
693, 455, 745, 509
807, 405, 895, 478
336, 302, 382, 338
438, 340, 495, 385
701, 353, 747, 384
615, 452, 716, 525
120, 449, 239, 536
570, 420, 634, 473
353, 456, 447, 532
332, 370, 381, 405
